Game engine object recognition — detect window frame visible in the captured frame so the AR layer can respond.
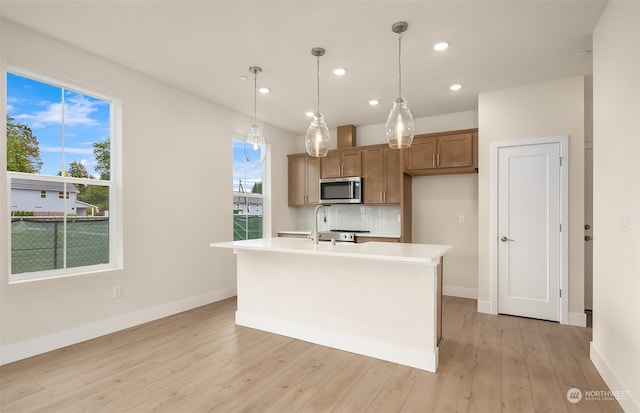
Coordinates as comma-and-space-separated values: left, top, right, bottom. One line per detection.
6, 68, 122, 283
232, 136, 269, 241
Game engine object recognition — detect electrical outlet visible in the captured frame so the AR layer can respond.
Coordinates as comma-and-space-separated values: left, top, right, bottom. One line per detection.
112, 286, 122, 299
458, 215, 465, 224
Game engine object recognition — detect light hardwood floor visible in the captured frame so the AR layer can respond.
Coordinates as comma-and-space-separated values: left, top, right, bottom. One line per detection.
0, 296, 623, 412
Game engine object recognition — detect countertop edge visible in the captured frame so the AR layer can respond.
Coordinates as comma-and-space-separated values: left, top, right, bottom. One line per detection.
210, 239, 451, 265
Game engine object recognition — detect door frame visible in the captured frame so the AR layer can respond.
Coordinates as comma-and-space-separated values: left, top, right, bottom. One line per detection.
491, 135, 569, 324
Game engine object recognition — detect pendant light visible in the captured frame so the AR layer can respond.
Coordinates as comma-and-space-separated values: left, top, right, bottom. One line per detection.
246, 66, 266, 161
305, 47, 331, 158
386, 21, 415, 149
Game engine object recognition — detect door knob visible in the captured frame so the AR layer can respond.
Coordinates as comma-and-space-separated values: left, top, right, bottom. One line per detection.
585, 224, 591, 230
585, 235, 592, 241
500, 236, 514, 242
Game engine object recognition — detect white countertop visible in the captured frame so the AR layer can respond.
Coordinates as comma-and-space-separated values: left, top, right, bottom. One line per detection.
210, 237, 451, 264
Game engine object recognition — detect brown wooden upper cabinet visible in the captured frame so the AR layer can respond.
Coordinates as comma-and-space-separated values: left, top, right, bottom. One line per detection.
321, 150, 362, 178
288, 154, 321, 206
363, 146, 401, 204
404, 131, 478, 176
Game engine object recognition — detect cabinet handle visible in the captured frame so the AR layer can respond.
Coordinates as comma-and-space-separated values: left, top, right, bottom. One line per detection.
383, 191, 386, 203
380, 192, 383, 202
437, 153, 440, 167
432, 154, 435, 167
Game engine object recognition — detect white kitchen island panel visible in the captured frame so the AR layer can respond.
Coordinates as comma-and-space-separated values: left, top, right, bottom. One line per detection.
210, 238, 451, 372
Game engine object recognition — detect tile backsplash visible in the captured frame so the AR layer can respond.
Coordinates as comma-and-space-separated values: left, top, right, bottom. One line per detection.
295, 205, 401, 235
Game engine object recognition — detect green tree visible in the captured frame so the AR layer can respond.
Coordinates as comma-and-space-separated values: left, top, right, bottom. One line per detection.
93, 138, 110, 180
251, 181, 262, 194
67, 161, 91, 179
6, 115, 42, 173
79, 185, 109, 216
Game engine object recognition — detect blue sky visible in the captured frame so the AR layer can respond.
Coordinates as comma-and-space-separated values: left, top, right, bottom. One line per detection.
232, 138, 263, 193
6, 72, 110, 178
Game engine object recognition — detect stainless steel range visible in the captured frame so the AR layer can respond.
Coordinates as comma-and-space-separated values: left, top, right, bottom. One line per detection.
318, 229, 370, 243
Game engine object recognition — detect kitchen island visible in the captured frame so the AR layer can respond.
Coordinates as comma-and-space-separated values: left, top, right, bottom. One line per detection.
209, 237, 451, 372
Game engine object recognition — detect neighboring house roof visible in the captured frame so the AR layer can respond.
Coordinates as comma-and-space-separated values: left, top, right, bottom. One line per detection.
75, 200, 98, 208
233, 195, 263, 205
11, 178, 79, 193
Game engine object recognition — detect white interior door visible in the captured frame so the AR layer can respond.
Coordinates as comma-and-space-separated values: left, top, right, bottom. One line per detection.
584, 147, 593, 310
498, 142, 561, 321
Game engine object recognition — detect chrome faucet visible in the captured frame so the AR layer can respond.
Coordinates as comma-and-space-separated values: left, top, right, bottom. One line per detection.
311, 204, 329, 244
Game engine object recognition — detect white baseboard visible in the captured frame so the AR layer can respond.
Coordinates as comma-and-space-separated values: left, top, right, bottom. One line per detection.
236, 310, 438, 372
0, 286, 237, 365
443, 285, 478, 299
569, 311, 587, 327
477, 300, 494, 314
590, 341, 639, 413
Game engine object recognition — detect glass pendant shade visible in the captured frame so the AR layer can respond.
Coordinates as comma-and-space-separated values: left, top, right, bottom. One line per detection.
305, 113, 331, 157
385, 97, 415, 149
246, 65, 266, 161
246, 123, 266, 161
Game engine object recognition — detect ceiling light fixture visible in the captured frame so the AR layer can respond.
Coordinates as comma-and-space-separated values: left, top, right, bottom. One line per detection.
258, 87, 270, 94
386, 21, 415, 149
369, 99, 379, 106
449, 83, 462, 91
246, 66, 266, 161
433, 42, 449, 51
305, 111, 314, 117
305, 47, 331, 158
333, 68, 346, 76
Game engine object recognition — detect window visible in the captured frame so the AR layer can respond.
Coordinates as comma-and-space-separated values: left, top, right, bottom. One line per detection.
6, 71, 118, 281
232, 138, 264, 240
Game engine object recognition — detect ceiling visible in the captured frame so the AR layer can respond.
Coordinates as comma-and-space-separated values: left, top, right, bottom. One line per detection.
1, 1, 607, 135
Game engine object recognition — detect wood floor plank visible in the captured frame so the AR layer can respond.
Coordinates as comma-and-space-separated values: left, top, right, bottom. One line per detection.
500, 315, 536, 413
0, 296, 625, 413
432, 306, 484, 413
467, 312, 502, 413
518, 317, 569, 413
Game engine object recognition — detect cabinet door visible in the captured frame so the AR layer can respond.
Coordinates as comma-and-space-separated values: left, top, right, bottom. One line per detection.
437, 134, 473, 168
306, 157, 321, 204
320, 152, 342, 178
384, 148, 401, 203
288, 156, 307, 206
342, 150, 362, 177
405, 137, 437, 170
363, 148, 385, 204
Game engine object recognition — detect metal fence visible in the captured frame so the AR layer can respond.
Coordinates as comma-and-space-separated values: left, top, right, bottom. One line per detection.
233, 215, 262, 241
11, 217, 109, 274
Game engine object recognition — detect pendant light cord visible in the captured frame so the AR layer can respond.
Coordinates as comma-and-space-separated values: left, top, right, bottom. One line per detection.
398, 32, 403, 98
253, 71, 257, 125
316, 55, 321, 114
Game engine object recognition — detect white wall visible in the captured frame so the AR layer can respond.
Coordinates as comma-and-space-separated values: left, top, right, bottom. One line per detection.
290, 110, 480, 297
0, 20, 297, 363
477, 76, 586, 323
591, 2, 640, 411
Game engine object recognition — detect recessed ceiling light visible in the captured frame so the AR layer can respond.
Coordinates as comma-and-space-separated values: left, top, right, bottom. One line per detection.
305, 111, 314, 117
433, 42, 449, 51
239, 75, 248, 81
449, 83, 462, 91
368, 99, 379, 106
333, 68, 347, 76
577, 50, 592, 56
258, 87, 270, 94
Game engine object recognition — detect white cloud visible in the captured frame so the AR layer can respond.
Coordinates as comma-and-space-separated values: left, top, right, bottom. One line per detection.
40, 146, 95, 155
13, 95, 100, 129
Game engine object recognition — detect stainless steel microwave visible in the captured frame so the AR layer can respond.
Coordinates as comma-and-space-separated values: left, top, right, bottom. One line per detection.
319, 177, 362, 204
